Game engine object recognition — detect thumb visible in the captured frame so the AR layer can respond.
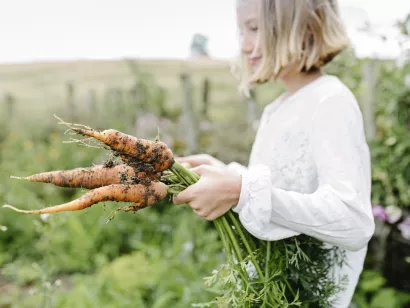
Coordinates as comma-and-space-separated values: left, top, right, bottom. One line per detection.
190, 165, 210, 177
173, 185, 195, 205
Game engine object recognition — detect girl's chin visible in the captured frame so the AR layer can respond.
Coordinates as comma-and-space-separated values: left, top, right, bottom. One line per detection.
249, 63, 261, 73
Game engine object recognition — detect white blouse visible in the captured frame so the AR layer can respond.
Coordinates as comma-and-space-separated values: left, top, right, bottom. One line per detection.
228, 75, 375, 308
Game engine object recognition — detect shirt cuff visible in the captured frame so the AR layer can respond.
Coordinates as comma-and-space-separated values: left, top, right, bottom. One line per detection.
226, 161, 248, 175
232, 169, 250, 213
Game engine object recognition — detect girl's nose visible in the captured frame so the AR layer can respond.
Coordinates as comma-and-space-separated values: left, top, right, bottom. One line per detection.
241, 35, 255, 55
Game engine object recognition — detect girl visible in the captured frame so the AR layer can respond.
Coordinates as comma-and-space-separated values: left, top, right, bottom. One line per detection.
173, 0, 375, 306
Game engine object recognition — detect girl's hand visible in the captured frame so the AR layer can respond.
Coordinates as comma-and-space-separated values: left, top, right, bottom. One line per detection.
173, 165, 241, 221
176, 154, 226, 169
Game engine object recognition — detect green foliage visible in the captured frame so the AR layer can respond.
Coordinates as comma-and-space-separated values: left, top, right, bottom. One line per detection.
370, 124, 410, 207
370, 67, 410, 208
324, 49, 364, 96
43, 209, 221, 308
353, 270, 410, 308
197, 234, 346, 308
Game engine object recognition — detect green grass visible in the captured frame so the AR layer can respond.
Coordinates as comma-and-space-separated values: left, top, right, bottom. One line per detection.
0, 58, 281, 123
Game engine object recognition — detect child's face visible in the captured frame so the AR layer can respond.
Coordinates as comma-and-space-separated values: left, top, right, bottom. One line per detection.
237, 0, 262, 71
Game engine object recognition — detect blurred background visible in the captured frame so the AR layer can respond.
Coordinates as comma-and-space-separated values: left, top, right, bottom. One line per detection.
0, 1, 409, 307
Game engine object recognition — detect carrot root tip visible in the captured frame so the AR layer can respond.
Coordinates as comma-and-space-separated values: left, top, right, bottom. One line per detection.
10, 176, 27, 180
3, 205, 29, 213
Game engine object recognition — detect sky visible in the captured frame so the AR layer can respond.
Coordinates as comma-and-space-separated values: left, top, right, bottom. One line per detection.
0, 0, 409, 64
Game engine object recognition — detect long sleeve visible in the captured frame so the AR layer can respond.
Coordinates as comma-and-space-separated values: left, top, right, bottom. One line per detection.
233, 93, 375, 251
226, 162, 248, 175
227, 163, 301, 239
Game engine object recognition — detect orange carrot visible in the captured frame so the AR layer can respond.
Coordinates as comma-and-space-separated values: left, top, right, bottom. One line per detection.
3, 182, 168, 214
10, 164, 139, 189
72, 128, 173, 172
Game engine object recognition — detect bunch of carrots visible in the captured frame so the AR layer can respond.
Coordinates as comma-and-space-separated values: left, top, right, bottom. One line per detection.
4, 116, 185, 217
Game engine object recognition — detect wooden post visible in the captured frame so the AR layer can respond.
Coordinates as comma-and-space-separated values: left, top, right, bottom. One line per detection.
0, 93, 14, 146
361, 60, 377, 141
157, 86, 167, 117
180, 73, 198, 154
104, 88, 114, 105
132, 82, 145, 108
66, 82, 76, 121
105, 87, 122, 111
132, 83, 146, 129
85, 89, 97, 114
4, 93, 14, 119
115, 88, 123, 112
202, 78, 210, 119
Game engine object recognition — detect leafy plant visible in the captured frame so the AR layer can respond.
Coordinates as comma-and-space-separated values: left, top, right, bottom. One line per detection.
370, 124, 410, 208
353, 270, 410, 308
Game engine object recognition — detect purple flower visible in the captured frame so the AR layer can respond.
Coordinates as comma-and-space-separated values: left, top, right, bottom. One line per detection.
372, 205, 388, 221
398, 217, 410, 240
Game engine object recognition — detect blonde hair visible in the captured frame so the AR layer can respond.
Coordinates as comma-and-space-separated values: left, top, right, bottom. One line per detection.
238, 0, 350, 92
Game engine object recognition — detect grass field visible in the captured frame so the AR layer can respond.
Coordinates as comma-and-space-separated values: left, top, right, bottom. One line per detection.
0, 58, 280, 122
0, 57, 283, 166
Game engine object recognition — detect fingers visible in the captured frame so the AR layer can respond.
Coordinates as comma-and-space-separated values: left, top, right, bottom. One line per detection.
175, 154, 210, 168
173, 188, 218, 221
192, 206, 216, 221
172, 186, 196, 205
193, 208, 218, 221
175, 156, 197, 166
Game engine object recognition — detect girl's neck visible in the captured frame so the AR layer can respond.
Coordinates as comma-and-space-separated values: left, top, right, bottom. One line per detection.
280, 69, 324, 97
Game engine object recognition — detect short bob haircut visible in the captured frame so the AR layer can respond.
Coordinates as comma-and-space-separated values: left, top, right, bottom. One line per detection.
238, 0, 350, 92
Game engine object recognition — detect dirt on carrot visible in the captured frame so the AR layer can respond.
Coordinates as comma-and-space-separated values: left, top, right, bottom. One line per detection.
3, 182, 168, 215
72, 128, 173, 172
11, 164, 134, 188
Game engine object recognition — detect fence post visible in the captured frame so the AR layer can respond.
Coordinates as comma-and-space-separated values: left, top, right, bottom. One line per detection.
85, 89, 97, 114
157, 86, 167, 117
66, 81, 76, 121
104, 88, 114, 105
202, 78, 210, 119
4, 93, 14, 119
361, 60, 377, 141
0, 93, 14, 146
180, 73, 199, 155
132, 82, 146, 109
115, 88, 123, 112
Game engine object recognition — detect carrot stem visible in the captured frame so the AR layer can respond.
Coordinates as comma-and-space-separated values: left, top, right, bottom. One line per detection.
170, 161, 199, 185
221, 217, 243, 263
262, 241, 271, 308
228, 211, 264, 279
168, 161, 266, 295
